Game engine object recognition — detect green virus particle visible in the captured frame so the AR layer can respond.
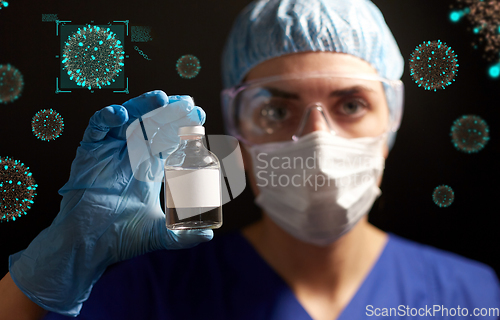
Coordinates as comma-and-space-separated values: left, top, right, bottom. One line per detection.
62, 25, 125, 90
432, 185, 455, 208
449, 8, 468, 23
0, 64, 24, 104
489, 63, 500, 78
450, 115, 490, 153
176, 55, 201, 79
0, 157, 38, 222
0, 1, 8, 9
409, 40, 459, 91
32, 109, 64, 141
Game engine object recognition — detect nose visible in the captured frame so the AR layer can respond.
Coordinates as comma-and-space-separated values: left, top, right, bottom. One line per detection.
294, 105, 332, 138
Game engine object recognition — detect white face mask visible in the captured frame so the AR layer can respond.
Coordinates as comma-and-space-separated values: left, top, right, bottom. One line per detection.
248, 131, 386, 246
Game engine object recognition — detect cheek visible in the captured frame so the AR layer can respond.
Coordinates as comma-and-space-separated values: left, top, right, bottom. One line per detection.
377, 144, 388, 187
365, 106, 390, 137
343, 112, 387, 138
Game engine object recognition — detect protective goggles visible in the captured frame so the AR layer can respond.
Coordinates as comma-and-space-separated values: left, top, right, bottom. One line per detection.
221, 72, 404, 145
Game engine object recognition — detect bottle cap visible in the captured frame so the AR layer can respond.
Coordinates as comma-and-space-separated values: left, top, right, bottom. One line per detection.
178, 125, 205, 136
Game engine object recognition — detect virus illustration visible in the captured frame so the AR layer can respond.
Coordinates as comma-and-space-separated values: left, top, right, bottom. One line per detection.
62, 25, 125, 89
176, 55, 201, 79
409, 40, 459, 91
41, 14, 58, 22
0, 1, 8, 10
0, 157, 38, 222
131, 26, 153, 42
450, 115, 490, 153
32, 109, 64, 142
450, 0, 500, 61
432, 185, 455, 208
0, 64, 24, 104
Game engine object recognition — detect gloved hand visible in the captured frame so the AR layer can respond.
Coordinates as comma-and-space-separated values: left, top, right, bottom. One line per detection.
8, 90, 213, 317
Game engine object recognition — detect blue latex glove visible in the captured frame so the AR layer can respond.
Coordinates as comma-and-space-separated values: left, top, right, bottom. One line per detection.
8, 91, 213, 317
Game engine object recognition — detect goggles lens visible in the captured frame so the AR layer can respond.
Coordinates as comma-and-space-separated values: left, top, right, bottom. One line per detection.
223, 74, 403, 145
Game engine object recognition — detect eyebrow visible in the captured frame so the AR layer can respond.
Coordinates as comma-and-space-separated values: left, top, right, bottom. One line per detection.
263, 85, 375, 99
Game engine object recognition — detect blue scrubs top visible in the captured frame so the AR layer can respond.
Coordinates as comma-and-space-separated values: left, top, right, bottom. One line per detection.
44, 232, 500, 319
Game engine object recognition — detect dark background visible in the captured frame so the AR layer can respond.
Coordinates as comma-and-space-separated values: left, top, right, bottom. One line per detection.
0, 0, 499, 278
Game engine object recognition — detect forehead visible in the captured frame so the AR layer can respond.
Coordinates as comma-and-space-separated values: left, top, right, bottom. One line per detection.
253, 76, 385, 101
245, 52, 379, 81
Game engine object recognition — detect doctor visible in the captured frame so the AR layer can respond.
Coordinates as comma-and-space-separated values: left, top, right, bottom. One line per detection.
1, 0, 499, 319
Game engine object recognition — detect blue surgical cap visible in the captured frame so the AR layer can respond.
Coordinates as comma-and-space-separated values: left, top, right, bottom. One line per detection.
221, 0, 405, 149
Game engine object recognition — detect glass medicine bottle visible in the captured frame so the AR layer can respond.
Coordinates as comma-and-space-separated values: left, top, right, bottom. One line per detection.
164, 125, 222, 230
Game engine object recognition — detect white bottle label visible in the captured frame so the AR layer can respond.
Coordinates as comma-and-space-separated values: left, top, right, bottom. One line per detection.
165, 169, 221, 212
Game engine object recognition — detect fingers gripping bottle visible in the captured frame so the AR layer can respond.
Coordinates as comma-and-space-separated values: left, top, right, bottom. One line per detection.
164, 126, 222, 230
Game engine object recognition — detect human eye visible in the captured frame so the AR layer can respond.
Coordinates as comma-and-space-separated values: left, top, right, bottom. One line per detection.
337, 98, 369, 118
258, 99, 292, 122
